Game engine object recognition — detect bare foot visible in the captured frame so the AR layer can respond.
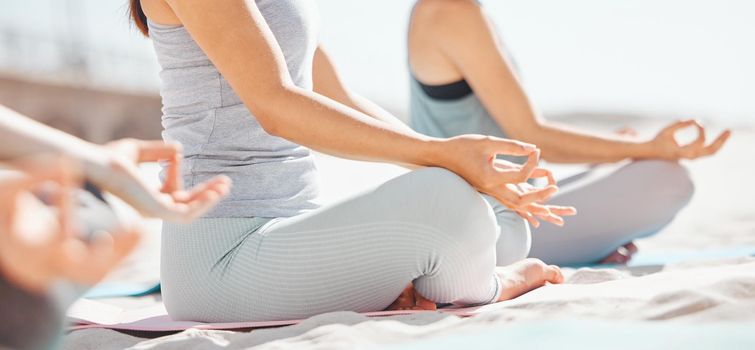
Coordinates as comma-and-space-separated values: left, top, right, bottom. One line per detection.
386, 283, 437, 311
496, 258, 564, 302
599, 242, 639, 265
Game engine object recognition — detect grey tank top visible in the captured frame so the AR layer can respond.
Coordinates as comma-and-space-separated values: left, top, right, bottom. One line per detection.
148, 0, 321, 218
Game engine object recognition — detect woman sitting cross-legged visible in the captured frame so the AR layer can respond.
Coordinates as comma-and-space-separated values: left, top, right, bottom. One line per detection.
407, 0, 730, 266
129, 0, 576, 322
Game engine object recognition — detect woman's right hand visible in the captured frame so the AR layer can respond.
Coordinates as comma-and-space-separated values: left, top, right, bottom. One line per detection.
435, 135, 577, 227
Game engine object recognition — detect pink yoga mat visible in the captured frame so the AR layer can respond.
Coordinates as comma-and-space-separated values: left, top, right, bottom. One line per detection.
66, 299, 483, 332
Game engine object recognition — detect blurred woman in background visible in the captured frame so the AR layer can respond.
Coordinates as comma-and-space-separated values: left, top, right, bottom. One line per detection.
408, 0, 730, 266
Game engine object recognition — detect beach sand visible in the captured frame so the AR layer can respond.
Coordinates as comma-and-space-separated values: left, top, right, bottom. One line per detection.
61, 120, 755, 349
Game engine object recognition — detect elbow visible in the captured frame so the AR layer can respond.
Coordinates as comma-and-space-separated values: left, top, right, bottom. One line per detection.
246, 84, 297, 138
251, 105, 284, 137
538, 147, 562, 162
257, 117, 283, 137
530, 136, 564, 162
527, 132, 561, 161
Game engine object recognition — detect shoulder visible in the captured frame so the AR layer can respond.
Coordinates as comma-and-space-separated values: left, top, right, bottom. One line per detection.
413, 0, 487, 30
412, 0, 492, 46
142, 0, 181, 25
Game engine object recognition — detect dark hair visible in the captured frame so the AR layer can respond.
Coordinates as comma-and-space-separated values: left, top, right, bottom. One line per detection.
129, 0, 149, 36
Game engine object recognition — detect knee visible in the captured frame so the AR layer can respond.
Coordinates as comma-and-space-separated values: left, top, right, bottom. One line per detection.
614, 160, 694, 235
408, 167, 478, 205
412, 167, 499, 250
669, 162, 695, 206
635, 160, 695, 209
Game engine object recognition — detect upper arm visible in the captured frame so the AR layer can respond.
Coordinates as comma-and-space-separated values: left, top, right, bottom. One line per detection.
431, 4, 541, 138
163, 0, 295, 120
312, 45, 356, 108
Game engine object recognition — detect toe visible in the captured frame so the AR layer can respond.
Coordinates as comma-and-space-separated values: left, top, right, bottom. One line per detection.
387, 284, 416, 310
549, 265, 564, 284
414, 292, 437, 310
600, 249, 631, 265
543, 264, 564, 284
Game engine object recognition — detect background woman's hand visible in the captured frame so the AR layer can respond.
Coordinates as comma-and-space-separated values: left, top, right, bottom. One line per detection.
86, 139, 232, 223
0, 159, 140, 294
649, 119, 730, 160
437, 135, 577, 227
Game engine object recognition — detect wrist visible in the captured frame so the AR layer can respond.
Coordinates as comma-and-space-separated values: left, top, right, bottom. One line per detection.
76, 144, 116, 185
628, 140, 657, 159
418, 137, 450, 168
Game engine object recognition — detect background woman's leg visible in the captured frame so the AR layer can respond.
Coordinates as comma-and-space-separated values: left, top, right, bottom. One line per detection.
529, 160, 695, 266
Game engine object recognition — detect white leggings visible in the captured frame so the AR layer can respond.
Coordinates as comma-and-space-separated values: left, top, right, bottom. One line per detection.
161, 161, 692, 322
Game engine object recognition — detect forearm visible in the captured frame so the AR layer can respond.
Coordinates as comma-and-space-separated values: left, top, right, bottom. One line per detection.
482, 87, 652, 164
346, 93, 416, 134
259, 87, 442, 167
321, 90, 422, 169
521, 120, 653, 164
0, 105, 105, 164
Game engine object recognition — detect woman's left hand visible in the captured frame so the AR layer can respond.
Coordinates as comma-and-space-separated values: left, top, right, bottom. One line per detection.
649, 120, 731, 161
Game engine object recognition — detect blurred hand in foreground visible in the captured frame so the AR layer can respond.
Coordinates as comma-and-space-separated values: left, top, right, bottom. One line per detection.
0, 158, 139, 294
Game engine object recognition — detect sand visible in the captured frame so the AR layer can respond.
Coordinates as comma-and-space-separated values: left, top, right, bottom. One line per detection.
61, 122, 755, 349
